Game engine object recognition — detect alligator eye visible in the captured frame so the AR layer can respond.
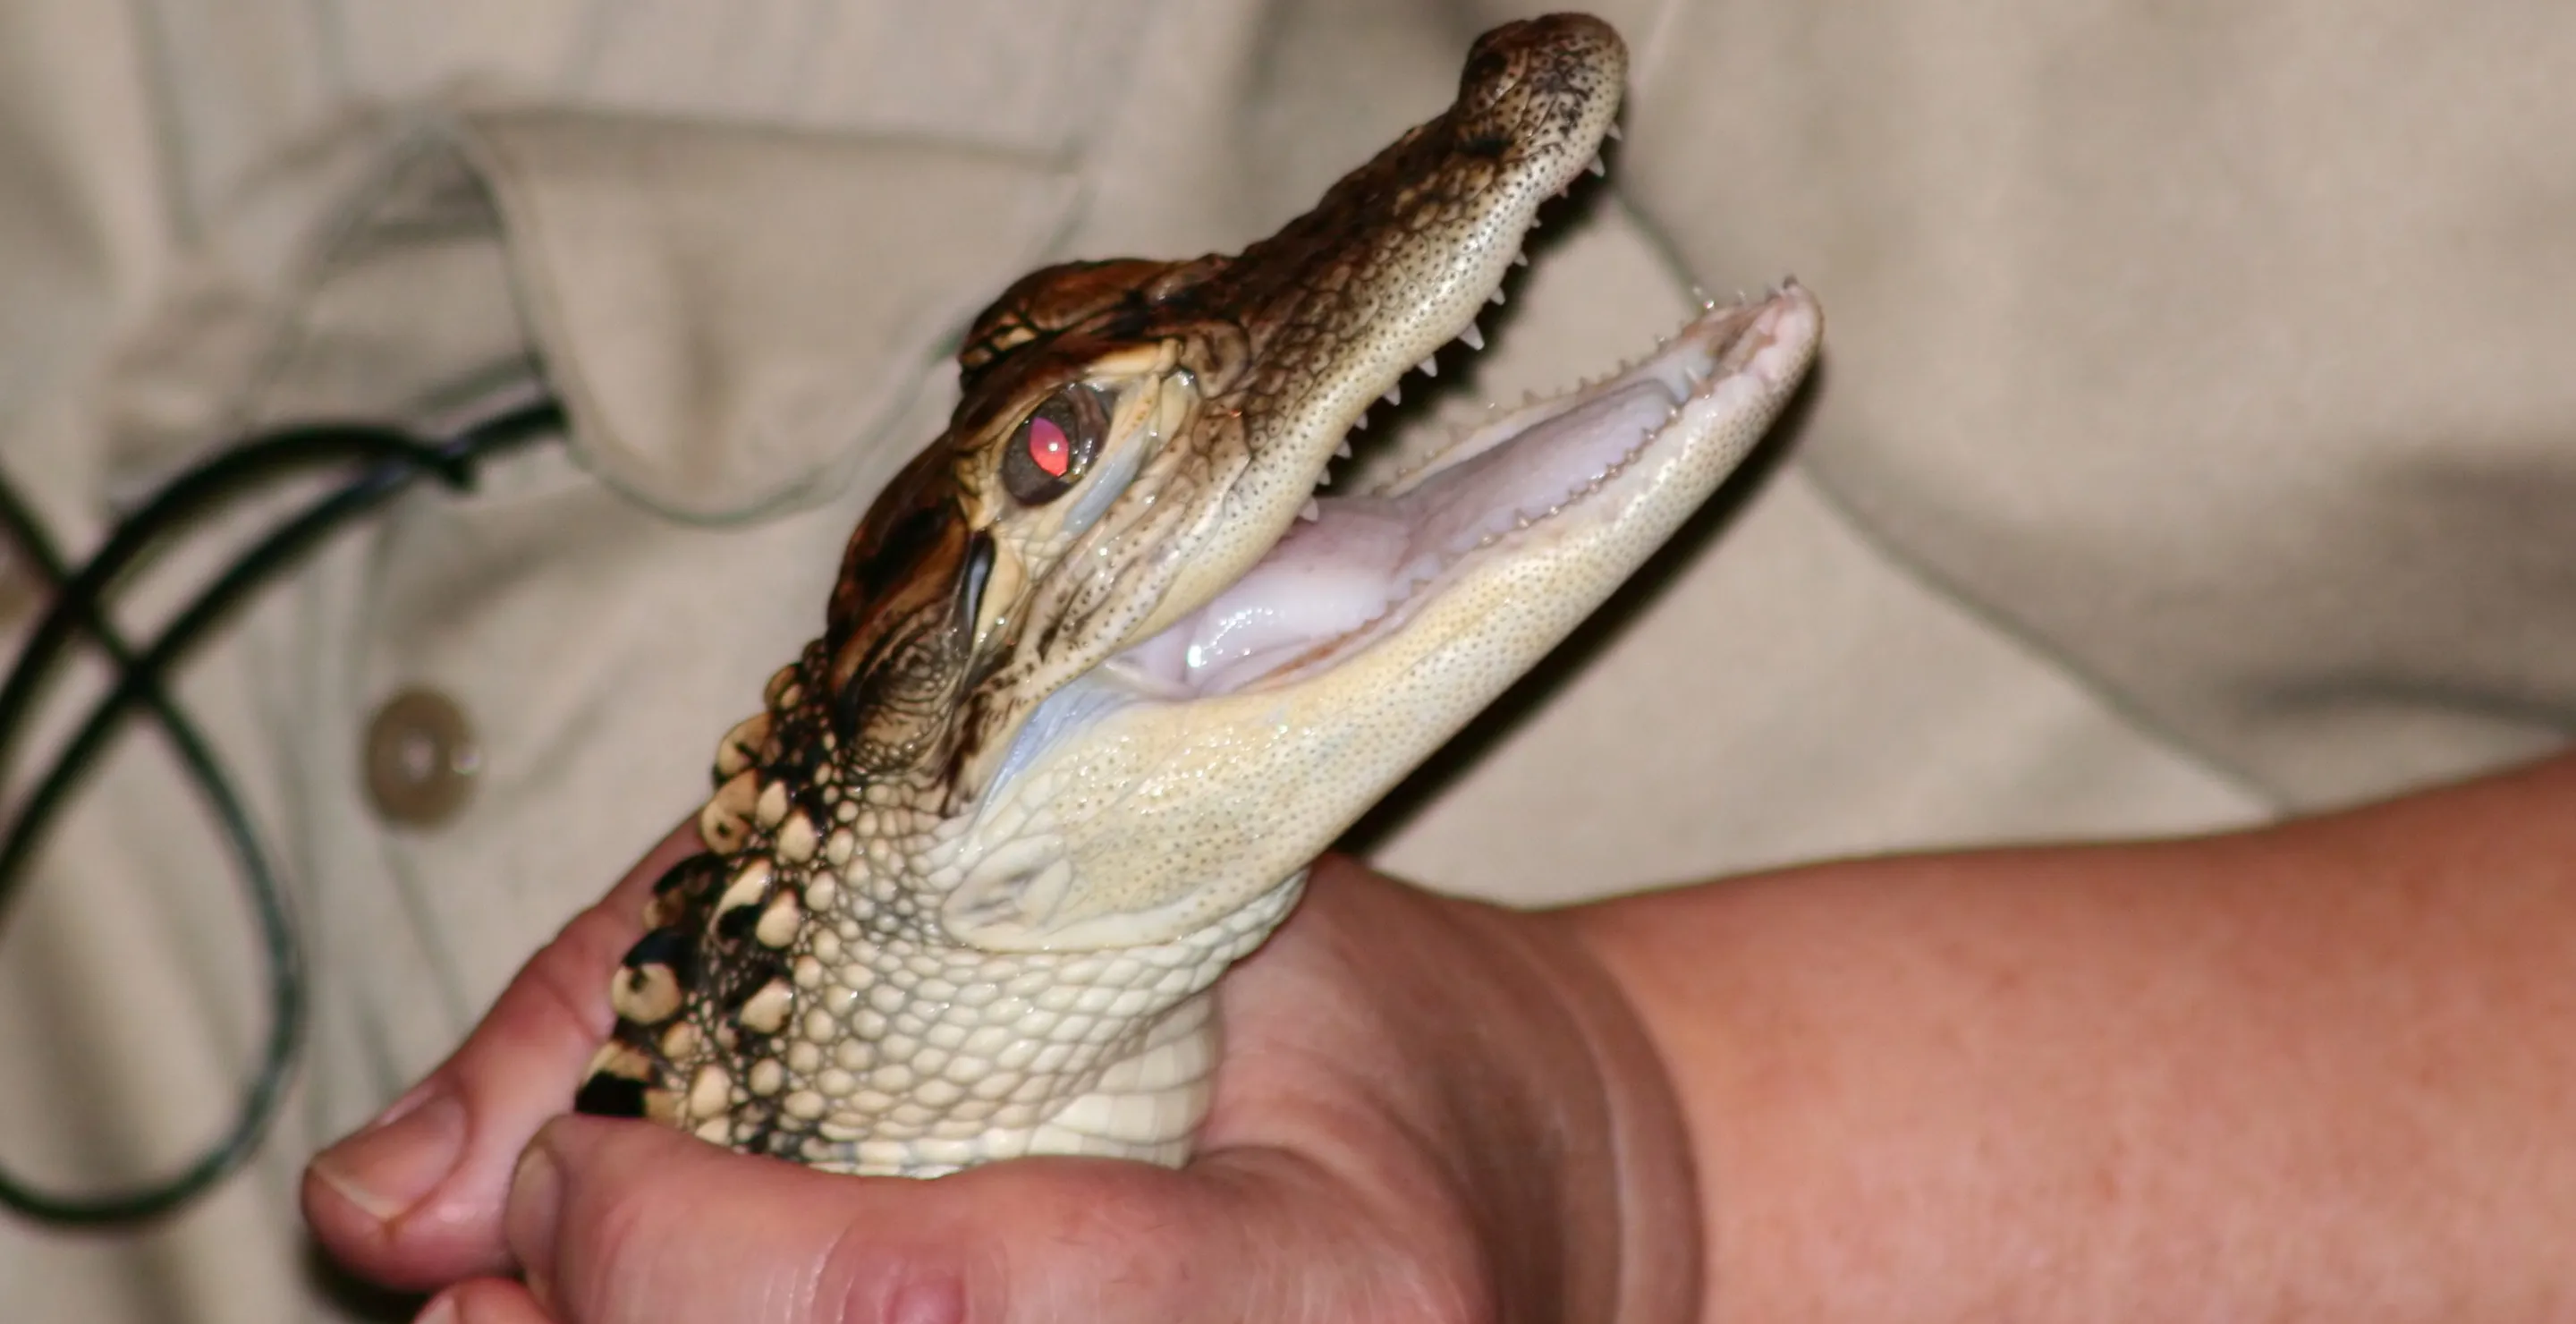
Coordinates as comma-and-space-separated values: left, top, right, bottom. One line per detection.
1002, 384, 1109, 506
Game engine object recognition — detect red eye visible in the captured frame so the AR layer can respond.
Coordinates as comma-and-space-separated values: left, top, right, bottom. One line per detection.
1026, 414, 1072, 478
1001, 384, 1107, 506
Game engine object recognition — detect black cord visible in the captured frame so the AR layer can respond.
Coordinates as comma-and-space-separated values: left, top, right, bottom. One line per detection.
0, 399, 563, 1226
0, 423, 478, 761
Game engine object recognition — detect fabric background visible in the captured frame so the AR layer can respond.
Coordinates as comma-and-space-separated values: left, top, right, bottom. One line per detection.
3, 1, 2568, 1318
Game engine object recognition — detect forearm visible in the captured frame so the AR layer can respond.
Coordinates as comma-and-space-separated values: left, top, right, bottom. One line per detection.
1562, 753, 2576, 1320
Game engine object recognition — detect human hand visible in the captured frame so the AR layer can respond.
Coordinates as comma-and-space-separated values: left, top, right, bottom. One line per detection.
302, 833, 1699, 1322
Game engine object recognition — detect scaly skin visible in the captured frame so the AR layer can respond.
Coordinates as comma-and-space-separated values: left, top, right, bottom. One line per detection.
572, 13, 1822, 1176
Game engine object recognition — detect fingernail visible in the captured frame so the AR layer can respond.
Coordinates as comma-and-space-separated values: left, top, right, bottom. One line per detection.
309, 1087, 467, 1222
504, 1142, 564, 1297
414, 1294, 459, 1324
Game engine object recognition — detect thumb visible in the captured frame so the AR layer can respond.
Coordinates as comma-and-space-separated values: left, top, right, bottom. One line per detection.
303, 822, 706, 1288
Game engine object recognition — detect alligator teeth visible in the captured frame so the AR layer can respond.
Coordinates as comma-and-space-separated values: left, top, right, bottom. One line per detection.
1606, 122, 1624, 140
1460, 322, 1485, 351
1384, 383, 1402, 407
1416, 356, 1438, 378
1352, 415, 1368, 430
1587, 154, 1606, 177
1513, 250, 1530, 267
1300, 498, 1321, 522
1336, 439, 1354, 459
1488, 287, 1507, 306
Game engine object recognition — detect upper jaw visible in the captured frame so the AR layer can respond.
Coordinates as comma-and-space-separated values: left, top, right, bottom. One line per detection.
1119, 13, 1632, 644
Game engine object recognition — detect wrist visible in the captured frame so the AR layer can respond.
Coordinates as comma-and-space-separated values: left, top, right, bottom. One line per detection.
1405, 882, 1704, 1321
1503, 902, 1704, 1323
1270, 859, 1699, 1321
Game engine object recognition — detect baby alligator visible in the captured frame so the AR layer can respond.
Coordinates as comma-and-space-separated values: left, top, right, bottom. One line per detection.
574, 12, 1821, 1175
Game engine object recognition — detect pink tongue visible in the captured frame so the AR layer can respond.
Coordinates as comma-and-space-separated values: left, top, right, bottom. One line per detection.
1121, 379, 1678, 695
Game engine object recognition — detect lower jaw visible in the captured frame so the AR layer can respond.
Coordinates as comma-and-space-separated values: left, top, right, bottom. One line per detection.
1110, 290, 1803, 701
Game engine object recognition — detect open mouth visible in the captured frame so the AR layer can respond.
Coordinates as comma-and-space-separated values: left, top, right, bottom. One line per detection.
1106, 284, 1819, 700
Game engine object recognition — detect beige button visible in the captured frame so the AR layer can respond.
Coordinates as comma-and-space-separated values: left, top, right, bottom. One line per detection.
364, 688, 481, 827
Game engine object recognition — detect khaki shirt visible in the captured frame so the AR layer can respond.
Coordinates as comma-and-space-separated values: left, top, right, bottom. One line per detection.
3, 2, 2569, 1319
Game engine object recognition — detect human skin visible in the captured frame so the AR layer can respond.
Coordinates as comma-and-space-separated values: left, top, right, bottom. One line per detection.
305, 752, 2576, 1320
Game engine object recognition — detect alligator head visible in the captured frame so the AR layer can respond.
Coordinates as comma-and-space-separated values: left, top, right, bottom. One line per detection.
574, 12, 1821, 1175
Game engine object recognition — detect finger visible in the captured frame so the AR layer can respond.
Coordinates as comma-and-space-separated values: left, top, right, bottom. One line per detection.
304, 819, 706, 1291
506, 1114, 1472, 1323
419, 1278, 555, 1324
